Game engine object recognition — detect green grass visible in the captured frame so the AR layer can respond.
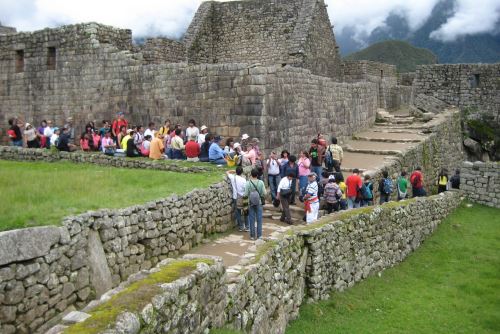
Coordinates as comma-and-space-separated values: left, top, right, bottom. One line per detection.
0, 160, 226, 231
65, 259, 213, 334
287, 203, 500, 334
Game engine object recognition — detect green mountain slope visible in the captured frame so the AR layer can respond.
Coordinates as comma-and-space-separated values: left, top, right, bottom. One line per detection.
344, 40, 438, 72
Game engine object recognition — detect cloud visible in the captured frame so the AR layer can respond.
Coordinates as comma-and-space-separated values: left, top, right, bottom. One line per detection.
0, 0, 498, 42
430, 0, 500, 41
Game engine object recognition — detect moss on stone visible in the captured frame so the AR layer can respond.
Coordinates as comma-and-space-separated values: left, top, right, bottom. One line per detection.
253, 240, 279, 263
64, 259, 213, 334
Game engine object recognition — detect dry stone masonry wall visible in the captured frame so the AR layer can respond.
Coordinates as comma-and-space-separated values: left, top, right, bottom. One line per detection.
460, 161, 500, 208
0, 180, 232, 333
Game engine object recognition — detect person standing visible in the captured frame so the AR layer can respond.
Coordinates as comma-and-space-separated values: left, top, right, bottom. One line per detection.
197, 125, 208, 145
277, 172, 294, 224
325, 137, 343, 173
378, 170, 393, 204
298, 151, 311, 197
227, 168, 248, 232
437, 169, 449, 193
185, 119, 200, 141
244, 169, 266, 240
304, 172, 320, 224
361, 175, 374, 206
410, 167, 426, 197
266, 151, 281, 202
309, 139, 325, 183
283, 155, 299, 205
346, 168, 363, 209
397, 171, 409, 201
324, 175, 342, 213
450, 170, 461, 190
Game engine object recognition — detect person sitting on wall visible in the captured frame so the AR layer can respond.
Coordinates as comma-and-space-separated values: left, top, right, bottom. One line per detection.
7, 118, 23, 147
24, 123, 40, 148
134, 125, 144, 150
197, 125, 208, 145
140, 135, 152, 157
126, 131, 141, 157
99, 120, 111, 137
149, 134, 166, 160
112, 112, 128, 140
170, 128, 185, 160
410, 167, 427, 197
50, 127, 60, 148
57, 126, 77, 152
92, 131, 101, 151
144, 122, 156, 139
199, 133, 213, 163
209, 135, 228, 165
158, 119, 171, 137
116, 126, 127, 149
185, 135, 201, 162
101, 130, 116, 156
120, 129, 133, 152
80, 133, 91, 152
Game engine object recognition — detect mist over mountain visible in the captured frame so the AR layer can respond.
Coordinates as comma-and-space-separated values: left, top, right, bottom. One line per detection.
337, 0, 500, 64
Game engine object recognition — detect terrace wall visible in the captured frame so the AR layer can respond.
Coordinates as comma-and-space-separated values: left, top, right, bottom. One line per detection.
460, 161, 500, 208
0, 180, 232, 333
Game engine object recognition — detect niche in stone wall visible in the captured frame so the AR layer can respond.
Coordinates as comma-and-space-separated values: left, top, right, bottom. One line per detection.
470, 74, 481, 88
15, 50, 24, 73
47, 47, 56, 70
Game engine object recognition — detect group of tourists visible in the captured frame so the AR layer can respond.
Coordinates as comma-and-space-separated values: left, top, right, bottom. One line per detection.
7, 114, 461, 241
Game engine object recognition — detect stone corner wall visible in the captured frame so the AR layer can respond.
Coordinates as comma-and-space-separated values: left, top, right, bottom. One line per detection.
0, 177, 233, 334
460, 161, 500, 208
140, 38, 186, 64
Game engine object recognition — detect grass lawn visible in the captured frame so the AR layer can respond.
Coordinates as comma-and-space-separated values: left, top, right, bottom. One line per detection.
286, 203, 500, 334
0, 160, 226, 231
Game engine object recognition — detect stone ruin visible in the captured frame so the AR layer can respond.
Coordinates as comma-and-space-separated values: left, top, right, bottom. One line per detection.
0, 0, 498, 154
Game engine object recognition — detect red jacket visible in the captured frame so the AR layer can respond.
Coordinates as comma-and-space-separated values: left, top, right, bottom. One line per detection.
185, 141, 201, 158
346, 174, 363, 197
410, 171, 424, 189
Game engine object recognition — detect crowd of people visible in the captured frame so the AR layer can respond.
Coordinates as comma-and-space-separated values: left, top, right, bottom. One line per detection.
7, 113, 462, 241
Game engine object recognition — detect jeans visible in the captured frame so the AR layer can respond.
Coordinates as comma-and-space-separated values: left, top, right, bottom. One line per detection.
326, 202, 340, 214
379, 194, 390, 205
347, 196, 360, 209
171, 149, 184, 160
280, 194, 292, 224
290, 179, 297, 204
248, 205, 263, 239
299, 176, 308, 196
268, 174, 281, 201
361, 199, 374, 207
412, 187, 427, 198
210, 158, 227, 165
11, 140, 23, 147
233, 199, 248, 231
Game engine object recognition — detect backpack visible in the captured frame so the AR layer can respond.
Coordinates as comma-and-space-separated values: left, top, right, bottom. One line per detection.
325, 146, 334, 168
249, 181, 262, 207
361, 182, 373, 200
383, 178, 393, 194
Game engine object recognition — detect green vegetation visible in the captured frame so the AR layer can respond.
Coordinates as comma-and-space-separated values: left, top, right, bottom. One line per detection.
345, 40, 437, 72
287, 204, 500, 334
65, 259, 213, 334
0, 160, 225, 231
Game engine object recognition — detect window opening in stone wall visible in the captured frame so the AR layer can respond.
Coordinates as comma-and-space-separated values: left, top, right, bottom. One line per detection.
380, 70, 384, 78
47, 47, 56, 70
15, 50, 24, 73
472, 74, 480, 88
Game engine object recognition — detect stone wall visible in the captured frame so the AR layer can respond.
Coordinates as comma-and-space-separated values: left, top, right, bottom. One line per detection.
140, 38, 186, 64
0, 180, 232, 333
184, 0, 342, 78
52, 256, 227, 334
460, 161, 500, 208
0, 25, 16, 35
0, 146, 211, 173
414, 64, 500, 124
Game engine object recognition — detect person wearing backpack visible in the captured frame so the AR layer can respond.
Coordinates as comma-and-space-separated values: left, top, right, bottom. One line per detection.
378, 170, 393, 204
437, 168, 449, 193
244, 168, 267, 240
397, 171, 409, 201
325, 137, 343, 173
361, 175, 374, 206
410, 167, 426, 197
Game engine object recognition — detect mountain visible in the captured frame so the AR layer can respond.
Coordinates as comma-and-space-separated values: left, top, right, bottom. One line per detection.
337, 0, 500, 64
345, 40, 438, 72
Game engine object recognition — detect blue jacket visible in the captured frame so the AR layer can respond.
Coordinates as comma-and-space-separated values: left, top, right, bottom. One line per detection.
209, 142, 226, 161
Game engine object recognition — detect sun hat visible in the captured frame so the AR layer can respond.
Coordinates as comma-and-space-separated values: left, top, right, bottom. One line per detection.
233, 142, 241, 150
241, 134, 250, 140
200, 125, 208, 131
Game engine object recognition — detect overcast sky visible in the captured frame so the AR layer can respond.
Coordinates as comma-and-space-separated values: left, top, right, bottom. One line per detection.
0, 0, 499, 42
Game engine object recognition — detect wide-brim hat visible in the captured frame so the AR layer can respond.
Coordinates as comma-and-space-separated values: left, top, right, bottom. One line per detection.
241, 134, 250, 140
200, 125, 208, 131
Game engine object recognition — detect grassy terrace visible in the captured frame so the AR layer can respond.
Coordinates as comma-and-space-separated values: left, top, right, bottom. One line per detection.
287, 204, 500, 334
0, 160, 226, 231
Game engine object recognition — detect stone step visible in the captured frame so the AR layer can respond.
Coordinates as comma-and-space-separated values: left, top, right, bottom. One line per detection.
343, 140, 415, 156
344, 147, 402, 156
352, 136, 423, 143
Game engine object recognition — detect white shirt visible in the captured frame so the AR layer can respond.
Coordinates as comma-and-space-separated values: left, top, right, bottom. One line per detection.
197, 133, 206, 145
44, 127, 54, 137
144, 129, 155, 138
277, 177, 292, 193
50, 134, 59, 146
228, 174, 247, 199
143, 140, 151, 150
267, 159, 280, 176
186, 127, 200, 138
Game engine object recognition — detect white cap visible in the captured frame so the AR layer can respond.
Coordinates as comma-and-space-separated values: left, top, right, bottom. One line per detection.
241, 134, 250, 140
200, 125, 208, 131
233, 142, 241, 149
